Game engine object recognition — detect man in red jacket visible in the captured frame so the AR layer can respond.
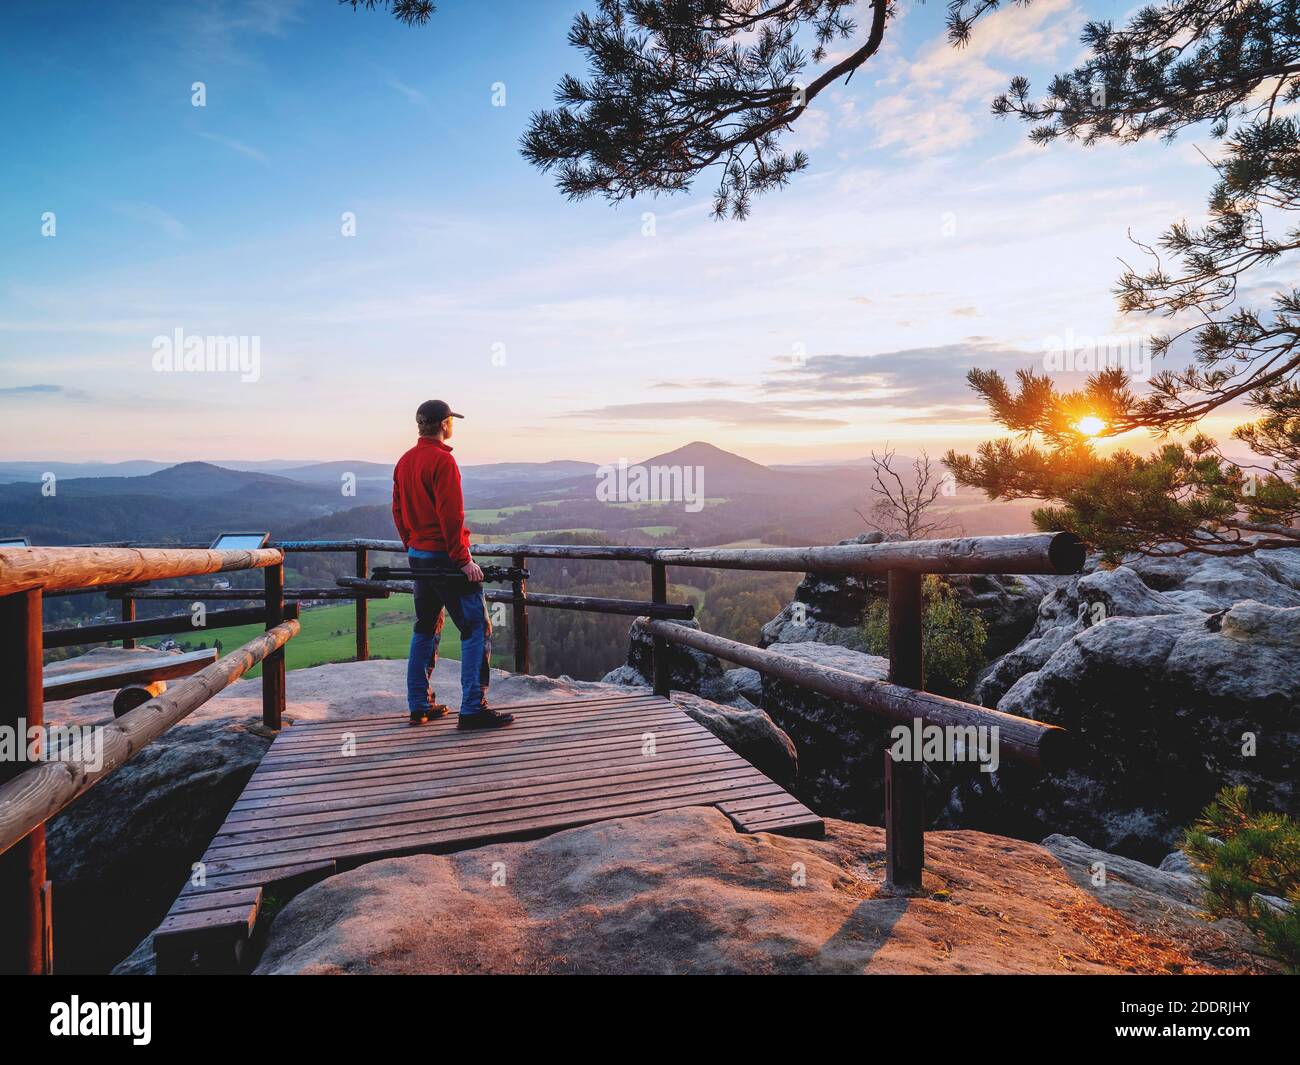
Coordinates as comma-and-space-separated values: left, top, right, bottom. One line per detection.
392, 400, 513, 729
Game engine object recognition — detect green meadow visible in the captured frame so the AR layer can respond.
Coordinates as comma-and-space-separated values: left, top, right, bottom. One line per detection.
140, 595, 513, 677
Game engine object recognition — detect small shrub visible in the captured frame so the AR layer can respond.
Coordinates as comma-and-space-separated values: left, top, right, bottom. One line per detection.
1183, 786, 1300, 972
862, 575, 987, 697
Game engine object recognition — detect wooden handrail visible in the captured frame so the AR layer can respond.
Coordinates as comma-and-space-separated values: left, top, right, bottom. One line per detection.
270, 533, 1086, 575
43, 603, 300, 649
651, 532, 1085, 576
76, 533, 1086, 576
642, 618, 1069, 771
106, 587, 389, 601
0, 620, 299, 859
0, 547, 284, 596
337, 577, 694, 619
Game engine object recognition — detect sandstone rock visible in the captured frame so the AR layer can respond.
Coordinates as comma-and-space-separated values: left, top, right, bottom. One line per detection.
973, 619, 1081, 709
49, 714, 273, 974
252, 807, 1221, 975
1125, 550, 1300, 610
975, 548, 1300, 706
1256, 894, 1293, 917
1041, 834, 1275, 971
725, 667, 763, 704
755, 641, 900, 821
943, 601, 1300, 862
974, 566, 1195, 707
1076, 565, 1196, 621
947, 572, 1071, 661
757, 532, 1063, 664
1044, 834, 1201, 904
759, 532, 888, 651
599, 664, 650, 690
668, 691, 796, 784
602, 617, 745, 706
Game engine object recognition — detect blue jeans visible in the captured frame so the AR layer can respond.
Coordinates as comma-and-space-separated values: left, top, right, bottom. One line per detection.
406, 550, 492, 715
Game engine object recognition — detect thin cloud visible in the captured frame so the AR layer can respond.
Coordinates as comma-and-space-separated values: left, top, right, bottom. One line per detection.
0, 384, 62, 396
851, 0, 1080, 160
762, 343, 1042, 408
111, 201, 189, 239
0, 384, 90, 401
197, 131, 269, 164
388, 77, 429, 106
166, 0, 305, 69
567, 398, 851, 429
650, 378, 739, 390
892, 405, 998, 425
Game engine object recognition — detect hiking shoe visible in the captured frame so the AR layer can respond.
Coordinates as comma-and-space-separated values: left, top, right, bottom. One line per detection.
409, 704, 450, 725
457, 706, 515, 730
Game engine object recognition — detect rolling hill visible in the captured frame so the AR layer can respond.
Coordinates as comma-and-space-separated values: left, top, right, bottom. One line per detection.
0, 442, 1039, 550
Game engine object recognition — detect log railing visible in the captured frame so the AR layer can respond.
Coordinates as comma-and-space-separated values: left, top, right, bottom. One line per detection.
281, 531, 1082, 889
641, 620, 1070, 771
61, 532, 1085, 899
0, 546, 298, 975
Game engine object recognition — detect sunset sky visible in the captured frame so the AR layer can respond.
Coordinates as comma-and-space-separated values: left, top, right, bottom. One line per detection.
0, 0, 1240, 466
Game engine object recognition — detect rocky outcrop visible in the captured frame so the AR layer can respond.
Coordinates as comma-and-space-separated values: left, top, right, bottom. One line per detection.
668, 691, 797, 785
755, 642, 895, 821
973, 565, 1197, 707
602, 617, 751, 707
946, 549, 1300, 862
758, 532, 1064, 665
1125, 550, 1300, 612
978, 549, 1300, 708
251, 806, 1227, 975
731, 541, 1300, 864
943, 598, 1300, 862
1041, 834, 1276, 972
725, 666, 763, 704
593, 620, 798, 781
48, 714, 273, 974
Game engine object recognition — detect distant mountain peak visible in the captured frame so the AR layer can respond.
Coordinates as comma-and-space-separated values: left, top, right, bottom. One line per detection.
637, 441, 772, 473
150, 461, 225, 474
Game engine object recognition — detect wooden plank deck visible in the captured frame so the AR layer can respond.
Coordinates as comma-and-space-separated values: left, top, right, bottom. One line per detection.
153, 690, 821, 971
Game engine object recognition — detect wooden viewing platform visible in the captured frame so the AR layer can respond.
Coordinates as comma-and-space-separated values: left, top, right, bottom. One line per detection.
153, 689, 822, 971
3, 535, 1080, 975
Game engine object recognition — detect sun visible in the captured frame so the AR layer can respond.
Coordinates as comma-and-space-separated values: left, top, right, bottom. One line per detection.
1075, 415, 1106, 438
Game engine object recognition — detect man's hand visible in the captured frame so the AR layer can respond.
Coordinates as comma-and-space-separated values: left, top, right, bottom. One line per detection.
461, 560, 484, 582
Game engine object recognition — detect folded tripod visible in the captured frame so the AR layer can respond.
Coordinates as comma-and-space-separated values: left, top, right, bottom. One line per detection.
371, 564, 528, 584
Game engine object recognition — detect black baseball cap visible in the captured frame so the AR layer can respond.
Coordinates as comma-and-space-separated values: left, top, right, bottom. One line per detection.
416, 399, 464, 424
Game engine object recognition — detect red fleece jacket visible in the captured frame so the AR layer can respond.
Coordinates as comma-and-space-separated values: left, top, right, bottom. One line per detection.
391, 437, 472, 565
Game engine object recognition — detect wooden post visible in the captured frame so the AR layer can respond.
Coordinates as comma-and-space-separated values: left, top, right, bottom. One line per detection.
262, 563, 285, 730
511, 553, 529, 675
885, 569, 925, 890
650, 562, 670, 697
120, 594, 136, 650
354, 548, 369, 662
0, 587, 53, 974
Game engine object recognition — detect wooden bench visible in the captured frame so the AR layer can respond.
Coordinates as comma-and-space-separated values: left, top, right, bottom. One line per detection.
42, 648, 219, 702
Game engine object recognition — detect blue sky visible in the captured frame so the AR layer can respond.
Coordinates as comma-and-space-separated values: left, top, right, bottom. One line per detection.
0, 0, 1225, 464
